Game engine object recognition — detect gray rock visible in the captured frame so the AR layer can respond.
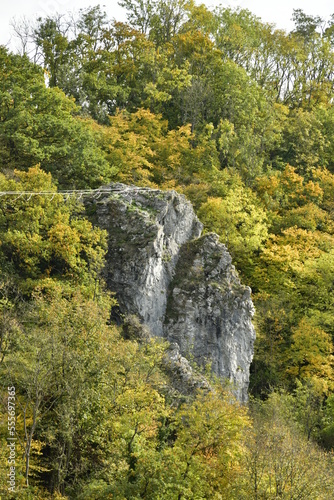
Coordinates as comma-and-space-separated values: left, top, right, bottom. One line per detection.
163, 343, 210, 395
87, 183, 255, 401
165, 233, 255, 402
87, 183, 202, 336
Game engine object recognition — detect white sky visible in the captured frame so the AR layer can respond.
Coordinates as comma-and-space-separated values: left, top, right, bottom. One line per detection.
0, 0, 333, 49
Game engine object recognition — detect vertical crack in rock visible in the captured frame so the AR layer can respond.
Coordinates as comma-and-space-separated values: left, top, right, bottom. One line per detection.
86, 183, 255, 401
164, 233, 255, 402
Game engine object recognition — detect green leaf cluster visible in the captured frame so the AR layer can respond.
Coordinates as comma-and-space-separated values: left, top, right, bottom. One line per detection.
1, 1, 334, 496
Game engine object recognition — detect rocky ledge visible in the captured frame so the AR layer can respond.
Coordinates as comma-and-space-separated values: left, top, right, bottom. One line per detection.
86, 183, 255, 401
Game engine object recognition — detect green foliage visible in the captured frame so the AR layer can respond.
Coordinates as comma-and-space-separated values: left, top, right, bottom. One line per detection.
0, 46, 109, 187
0, 288, 250, 498
197, 174, 268, 267
0, 167, 107, 294
3, 2, 334, 497
97, 108, 220, 188
238, 392, 334, 499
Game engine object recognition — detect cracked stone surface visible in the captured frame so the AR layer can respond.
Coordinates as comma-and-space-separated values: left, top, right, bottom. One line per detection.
86, 183, 255, 401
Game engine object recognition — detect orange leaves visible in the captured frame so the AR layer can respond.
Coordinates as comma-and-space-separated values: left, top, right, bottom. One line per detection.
100, 107, 216, 188
256, 164, 323, 213
198, 182, 268, 264
168, 387, 250, 495
48, 220, 81, 270
286, 319, 334, 392
0, 166, 107, 292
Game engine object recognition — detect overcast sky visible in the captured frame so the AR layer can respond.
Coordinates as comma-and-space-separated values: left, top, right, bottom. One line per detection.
1, 0, 333, 49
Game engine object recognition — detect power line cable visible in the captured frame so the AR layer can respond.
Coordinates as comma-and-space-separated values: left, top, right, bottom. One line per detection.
0, 184, 163, 202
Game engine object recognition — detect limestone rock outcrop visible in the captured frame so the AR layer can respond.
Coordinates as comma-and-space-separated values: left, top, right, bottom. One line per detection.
165, 233, 255, 401
86, 183, 255, 401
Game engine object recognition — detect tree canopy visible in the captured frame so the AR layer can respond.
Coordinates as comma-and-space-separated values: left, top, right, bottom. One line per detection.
1, 2, 334, 497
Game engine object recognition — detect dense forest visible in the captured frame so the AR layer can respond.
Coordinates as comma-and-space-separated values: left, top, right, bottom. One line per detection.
1, 1, 334, 497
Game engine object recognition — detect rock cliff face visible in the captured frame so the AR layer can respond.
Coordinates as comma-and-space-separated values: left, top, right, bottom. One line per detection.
87, 183, 255, 401
165, 233, 255, 401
